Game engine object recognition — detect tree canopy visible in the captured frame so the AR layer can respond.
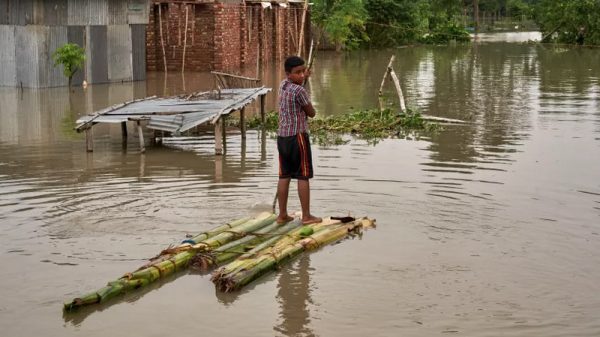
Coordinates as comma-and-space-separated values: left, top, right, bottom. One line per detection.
309, 0, 600, 48
535, 0, 600, 45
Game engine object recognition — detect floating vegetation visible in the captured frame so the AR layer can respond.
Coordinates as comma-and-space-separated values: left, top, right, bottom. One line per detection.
241, 107, 440, 145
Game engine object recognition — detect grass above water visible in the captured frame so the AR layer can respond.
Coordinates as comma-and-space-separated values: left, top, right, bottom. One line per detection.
238, 108, 439, 145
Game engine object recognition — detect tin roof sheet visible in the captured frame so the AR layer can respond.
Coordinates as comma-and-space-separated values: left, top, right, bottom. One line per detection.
76, 87, 271, 134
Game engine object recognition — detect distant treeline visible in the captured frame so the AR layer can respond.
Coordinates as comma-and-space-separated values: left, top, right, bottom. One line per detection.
312, 0, 600, 48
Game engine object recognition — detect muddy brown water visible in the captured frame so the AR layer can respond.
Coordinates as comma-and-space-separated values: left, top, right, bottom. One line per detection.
1, 33, 599, 336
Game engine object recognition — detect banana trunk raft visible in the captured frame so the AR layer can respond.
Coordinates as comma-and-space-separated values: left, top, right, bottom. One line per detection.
63, 212, 375, 312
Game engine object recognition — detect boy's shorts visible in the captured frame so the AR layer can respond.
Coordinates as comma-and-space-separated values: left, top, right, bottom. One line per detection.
277, 132, 313, 180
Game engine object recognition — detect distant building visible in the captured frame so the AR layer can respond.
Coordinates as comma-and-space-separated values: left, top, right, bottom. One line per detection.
0, 0, 150, 88
146, 0, 310, 73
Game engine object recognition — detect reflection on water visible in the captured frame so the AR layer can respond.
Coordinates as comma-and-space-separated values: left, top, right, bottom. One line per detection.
1, 34, 600, 336
275, 255, 314, 337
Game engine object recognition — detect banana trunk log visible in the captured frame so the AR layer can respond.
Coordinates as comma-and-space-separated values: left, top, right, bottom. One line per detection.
64, 212, 276, 311
212, 217, 375, 292
191, 219, 302, 270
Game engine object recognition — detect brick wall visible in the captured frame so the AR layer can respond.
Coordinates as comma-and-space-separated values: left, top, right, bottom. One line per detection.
146, 1, 309, 73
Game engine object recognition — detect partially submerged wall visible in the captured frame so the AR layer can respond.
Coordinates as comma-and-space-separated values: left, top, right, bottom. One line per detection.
0, 0, 150, 88
147, 1, 310, 73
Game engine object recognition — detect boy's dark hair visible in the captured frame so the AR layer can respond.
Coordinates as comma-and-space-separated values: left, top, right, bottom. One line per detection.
284, 56, 305, 73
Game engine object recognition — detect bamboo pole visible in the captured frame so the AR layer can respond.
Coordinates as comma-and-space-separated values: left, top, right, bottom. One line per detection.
302, 39, 315, 87
378, 55, 395, 112
215, 117, 224, 155
297, 0, 309, 56
85, 127, 93, 152
158, 4, 168, 73
474, 0, 479, 35
260, 94, 265, 125
240, 107, 246, 139
389, 68, 406, 112
378, 55, 406, 113
136, 120, 145, 154
181, 5, 189, 73
121, 122, 127, 143
288, 26, 297, 54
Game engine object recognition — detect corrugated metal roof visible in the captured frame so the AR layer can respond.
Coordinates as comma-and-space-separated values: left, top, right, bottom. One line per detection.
76, 87, 271, 134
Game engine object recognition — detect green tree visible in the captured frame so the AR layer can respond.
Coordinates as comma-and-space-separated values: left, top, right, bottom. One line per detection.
535, 0, 600, 45
363, 0, 469, 46
52, 43, 85, 88
312, 0, 369, 51
364, 0, 430, 47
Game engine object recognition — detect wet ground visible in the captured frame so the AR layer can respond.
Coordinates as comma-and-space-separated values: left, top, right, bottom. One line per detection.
1, 32, 599, 336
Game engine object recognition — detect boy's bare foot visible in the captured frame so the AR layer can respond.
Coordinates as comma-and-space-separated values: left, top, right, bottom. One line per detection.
302, 215, 322, 225
276, 214, 294, 224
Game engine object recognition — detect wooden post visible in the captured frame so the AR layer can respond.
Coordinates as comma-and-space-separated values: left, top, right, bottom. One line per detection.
121, 121, 128, 143
297, 0, 309, 56
137, 120, 145, 154
181, 5, 189, 73
378, 55, 406, 113
214, 156, 223, 183
474, 0, 480, 36
158, 4, 168, 73
214, 117, 224, 155
389, 68, 406, 112
260, 127, 266, 161
260, 94, 266, 125
85, 127, 93, 152
241, 134, 246, 161
378, 55, 395, 112
240, 107, 246, 139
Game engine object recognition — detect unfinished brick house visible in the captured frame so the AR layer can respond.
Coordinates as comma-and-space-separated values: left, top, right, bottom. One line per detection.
146, 0, 310, 74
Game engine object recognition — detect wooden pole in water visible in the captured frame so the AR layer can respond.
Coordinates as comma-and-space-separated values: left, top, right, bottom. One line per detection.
215, 117, 224, 155
297, 0, 309, 56
85, 127, 93, 152
121, 122, 128, 143
378, 55, 395, 112
389, 68, 406, 112
137, 120, 145, 154
378, 55, 406, 113
181, 5, 189, 73
158, 4, 168, 73
474, 0, 480, 36
260, 94, 266, 125
240, 107, 246, 139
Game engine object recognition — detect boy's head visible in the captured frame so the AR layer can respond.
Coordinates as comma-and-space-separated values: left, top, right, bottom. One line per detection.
284, 56, 306, 85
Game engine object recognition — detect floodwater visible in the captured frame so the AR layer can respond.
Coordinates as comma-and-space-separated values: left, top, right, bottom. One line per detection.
1, 32, 599, 336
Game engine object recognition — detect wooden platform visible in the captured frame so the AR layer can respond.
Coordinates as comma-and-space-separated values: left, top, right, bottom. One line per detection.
75, 87, 271, 155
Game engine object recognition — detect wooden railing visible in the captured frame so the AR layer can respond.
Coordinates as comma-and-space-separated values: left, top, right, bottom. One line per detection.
211, 71, 261, 89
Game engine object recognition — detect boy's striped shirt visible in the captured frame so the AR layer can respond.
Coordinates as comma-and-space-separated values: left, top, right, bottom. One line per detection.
278, 79, 310, 136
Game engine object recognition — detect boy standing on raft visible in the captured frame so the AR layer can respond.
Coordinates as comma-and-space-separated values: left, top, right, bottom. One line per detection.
276, 56, 322, 225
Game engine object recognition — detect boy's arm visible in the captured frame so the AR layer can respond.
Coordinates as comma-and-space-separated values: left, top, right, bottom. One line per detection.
303, 103, 316, 118
297, 87, 316, 118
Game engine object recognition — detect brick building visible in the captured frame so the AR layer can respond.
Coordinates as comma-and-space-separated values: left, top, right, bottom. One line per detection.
146, 0, 310, 73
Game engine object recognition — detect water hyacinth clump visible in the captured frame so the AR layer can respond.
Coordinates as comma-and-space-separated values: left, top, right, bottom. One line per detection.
241, 108, 439, 145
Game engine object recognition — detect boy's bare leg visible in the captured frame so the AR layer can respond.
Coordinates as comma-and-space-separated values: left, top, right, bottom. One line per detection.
277, 178, 293, 224
298, 179, 321, 224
